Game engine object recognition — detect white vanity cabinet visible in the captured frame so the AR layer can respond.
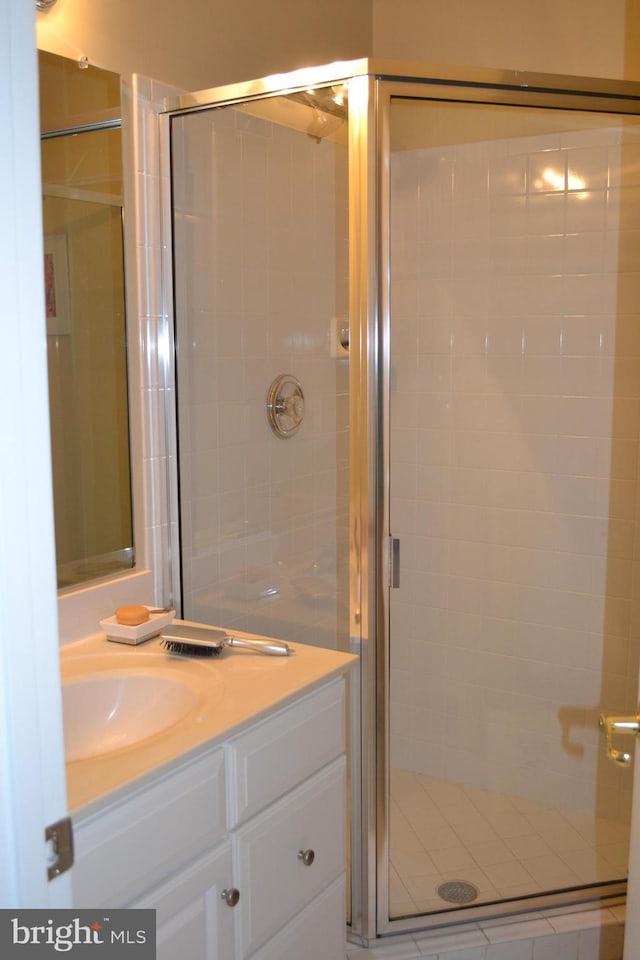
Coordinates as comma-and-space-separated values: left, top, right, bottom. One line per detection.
226, 678, 346, 959
71, 676, 348, 960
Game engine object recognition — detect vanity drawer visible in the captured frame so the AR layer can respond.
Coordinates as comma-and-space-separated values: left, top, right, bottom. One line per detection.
72, 748, 227, 906
226, 678, 345, 826
233, 756, 346, 958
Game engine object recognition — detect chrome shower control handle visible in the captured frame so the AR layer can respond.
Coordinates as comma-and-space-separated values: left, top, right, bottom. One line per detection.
599, 713, 640, 766
275, 394, 304, 419
267, 374, 305, 438
298, 848, 315, 866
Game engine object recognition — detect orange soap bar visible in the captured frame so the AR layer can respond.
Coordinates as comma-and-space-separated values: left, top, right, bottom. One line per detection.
115, 604, 150, 626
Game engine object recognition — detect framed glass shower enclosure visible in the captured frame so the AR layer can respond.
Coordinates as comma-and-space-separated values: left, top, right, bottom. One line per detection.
165, 60, 640, 943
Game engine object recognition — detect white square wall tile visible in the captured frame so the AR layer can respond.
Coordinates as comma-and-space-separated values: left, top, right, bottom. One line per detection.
347, 942, 423, 959
566, 147, 609, 191
528, 150, 567, 192
577, 925, 624, 960
547, 910, 619, 934
484, 919, 555, 943
485, 940, 534, 960
429, 950, 486, 960
531, 931, 579, 960
416, 928, 488, 955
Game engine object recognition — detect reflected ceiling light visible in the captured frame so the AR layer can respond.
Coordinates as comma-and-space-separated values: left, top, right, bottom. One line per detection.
567, 172, 587, 191
535, 166, 586, 193
541, 167, 565, 191
331, 85, 346, 107
36, 0, 58, 10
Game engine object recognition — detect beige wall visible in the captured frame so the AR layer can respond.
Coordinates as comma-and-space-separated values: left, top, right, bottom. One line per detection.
37, 0, 640, 99
373, 0, 636, 81
625, 0, 640, 79
36, 0, 372, 92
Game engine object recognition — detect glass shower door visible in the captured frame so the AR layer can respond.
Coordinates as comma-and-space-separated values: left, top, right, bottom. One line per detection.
170, 90, 350, 654
386, 94, 640, 924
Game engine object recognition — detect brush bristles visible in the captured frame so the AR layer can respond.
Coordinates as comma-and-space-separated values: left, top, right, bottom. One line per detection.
162, 638, 222, 657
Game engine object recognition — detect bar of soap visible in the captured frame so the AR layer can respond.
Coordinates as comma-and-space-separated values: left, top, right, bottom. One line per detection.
115, 604, 150, 626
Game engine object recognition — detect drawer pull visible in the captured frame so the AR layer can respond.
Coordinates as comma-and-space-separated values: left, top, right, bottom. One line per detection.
298, 848, 315, 866
221, 887, 240, 907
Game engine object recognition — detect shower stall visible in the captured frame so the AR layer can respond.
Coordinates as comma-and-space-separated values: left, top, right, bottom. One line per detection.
165, 60, 640, 944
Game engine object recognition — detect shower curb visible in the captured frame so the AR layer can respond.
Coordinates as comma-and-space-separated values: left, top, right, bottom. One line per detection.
346, 903, 625, 959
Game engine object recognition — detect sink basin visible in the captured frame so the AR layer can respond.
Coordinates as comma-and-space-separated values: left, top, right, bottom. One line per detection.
62, 671, 199, 762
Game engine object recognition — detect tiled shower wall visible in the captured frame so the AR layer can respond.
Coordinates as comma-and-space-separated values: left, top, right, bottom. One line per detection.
171, 106, 349, 649
389, 114, 640, 820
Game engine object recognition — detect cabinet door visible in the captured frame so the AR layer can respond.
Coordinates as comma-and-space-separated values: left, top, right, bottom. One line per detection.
132, 842, 236, 960
248, 876, 346, 960
233, 757, 346, 957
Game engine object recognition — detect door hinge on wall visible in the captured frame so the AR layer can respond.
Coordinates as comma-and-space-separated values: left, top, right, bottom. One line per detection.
388, 537, 400, 588
46, 816, 74, 880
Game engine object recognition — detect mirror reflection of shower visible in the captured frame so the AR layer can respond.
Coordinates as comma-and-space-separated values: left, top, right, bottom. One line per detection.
39, 51, 133, 590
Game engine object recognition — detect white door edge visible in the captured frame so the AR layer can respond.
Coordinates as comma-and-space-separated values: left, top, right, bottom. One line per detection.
0, 0, 71, 909
623, 730, 640, 957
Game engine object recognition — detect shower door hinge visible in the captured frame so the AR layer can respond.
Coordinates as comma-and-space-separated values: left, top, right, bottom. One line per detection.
45, 816, 74, 880
387, 537, 400, 588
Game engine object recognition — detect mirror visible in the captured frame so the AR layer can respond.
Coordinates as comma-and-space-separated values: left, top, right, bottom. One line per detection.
39, 51, 134, 589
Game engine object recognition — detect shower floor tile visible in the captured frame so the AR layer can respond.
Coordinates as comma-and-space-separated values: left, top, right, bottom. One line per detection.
389, 769, 629, 919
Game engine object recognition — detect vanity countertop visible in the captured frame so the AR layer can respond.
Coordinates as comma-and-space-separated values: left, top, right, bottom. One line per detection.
61, 624, 357, 818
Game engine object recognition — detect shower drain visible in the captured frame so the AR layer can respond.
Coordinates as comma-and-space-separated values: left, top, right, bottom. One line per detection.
437, 880, 479, 904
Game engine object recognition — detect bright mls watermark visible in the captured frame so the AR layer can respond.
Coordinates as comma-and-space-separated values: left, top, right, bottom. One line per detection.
0, 910, 155, 957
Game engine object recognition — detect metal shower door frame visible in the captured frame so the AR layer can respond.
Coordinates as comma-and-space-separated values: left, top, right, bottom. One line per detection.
369, 72, 640, 942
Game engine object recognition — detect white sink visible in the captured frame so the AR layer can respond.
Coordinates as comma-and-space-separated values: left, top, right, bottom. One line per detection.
62, 670, 199, 762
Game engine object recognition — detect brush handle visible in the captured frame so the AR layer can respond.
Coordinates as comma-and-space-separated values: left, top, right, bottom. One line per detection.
227, 636, 290, 656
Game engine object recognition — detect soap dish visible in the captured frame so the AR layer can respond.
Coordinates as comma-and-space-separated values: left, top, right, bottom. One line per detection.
100, 609, 176, 645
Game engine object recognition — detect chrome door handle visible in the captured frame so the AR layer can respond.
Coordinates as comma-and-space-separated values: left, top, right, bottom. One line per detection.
599, 713, 640, 766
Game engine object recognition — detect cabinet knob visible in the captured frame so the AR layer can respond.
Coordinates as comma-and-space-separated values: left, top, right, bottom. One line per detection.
221, 887, 240, 907
298, 848, 315, 866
